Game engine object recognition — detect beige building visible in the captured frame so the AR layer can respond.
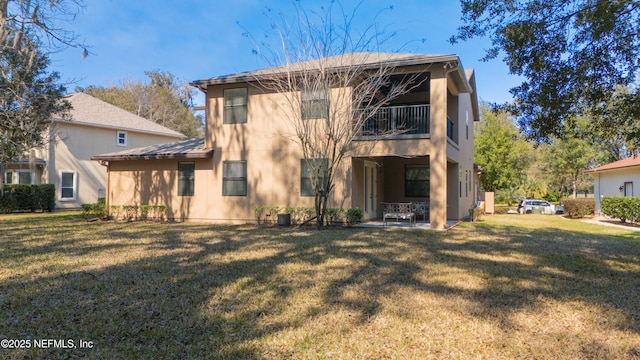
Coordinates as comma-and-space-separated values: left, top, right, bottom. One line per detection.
94, 53, 479, 229
5, 93, 185, 209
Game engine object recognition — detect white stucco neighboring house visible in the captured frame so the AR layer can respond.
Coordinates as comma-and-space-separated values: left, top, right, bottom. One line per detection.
4, 93, 186, 209
588, 155, 640, 216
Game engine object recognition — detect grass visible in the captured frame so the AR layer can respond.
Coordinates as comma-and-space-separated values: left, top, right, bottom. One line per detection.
1, 212, 640, 359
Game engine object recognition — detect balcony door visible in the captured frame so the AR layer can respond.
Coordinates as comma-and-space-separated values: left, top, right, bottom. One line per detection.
363, 161, 377, 220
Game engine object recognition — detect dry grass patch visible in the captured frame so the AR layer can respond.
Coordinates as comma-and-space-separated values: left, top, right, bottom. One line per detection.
0, 212, 639, 359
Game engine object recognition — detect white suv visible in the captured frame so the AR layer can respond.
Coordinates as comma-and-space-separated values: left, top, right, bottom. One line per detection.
517, 199, 564, 214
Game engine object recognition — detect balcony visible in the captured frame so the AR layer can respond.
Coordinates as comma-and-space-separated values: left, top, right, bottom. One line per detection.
355, 104, 430, 139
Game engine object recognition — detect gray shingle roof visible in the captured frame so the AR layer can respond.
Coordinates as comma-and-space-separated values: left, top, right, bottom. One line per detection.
91, 137, 212, 161
191, 52, 463, 90
55, 93, 186, 139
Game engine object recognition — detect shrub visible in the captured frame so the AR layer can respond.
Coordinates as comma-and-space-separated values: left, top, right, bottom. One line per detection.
109, 205, 122, 220
602, 196, 640, 223
252, 206, 266, 224
543, 192, 559, 203
108, 204, 167, 221
324, 207, 344, 225
81, 200, 108, 220
469, 206, 484, 221
264, 206, 281, 223
284, 207, 313, 225
0, 184, 55, 213
563, 199, 595, 218
123, 205, 139, 221
346, 207, 363, 225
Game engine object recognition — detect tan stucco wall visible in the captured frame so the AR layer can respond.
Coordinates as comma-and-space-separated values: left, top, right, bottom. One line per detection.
107, 152, 351, 223
105, 61, 477, 228
51, 123, 182, 209
108, 85, 353, 222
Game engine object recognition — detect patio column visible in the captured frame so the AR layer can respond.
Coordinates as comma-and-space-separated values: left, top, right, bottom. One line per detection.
429, 69, 447, 230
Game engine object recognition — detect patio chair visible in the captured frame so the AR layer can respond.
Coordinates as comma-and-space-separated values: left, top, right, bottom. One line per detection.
412, 201, 429, 223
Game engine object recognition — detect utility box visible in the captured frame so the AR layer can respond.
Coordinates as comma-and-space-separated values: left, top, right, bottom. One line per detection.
277, 213, 291, 227
484, 192, 495, 214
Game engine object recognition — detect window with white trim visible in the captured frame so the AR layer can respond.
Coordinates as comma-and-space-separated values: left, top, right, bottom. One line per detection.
117, 131, 127, 146
18, 171, 32, 184
60, 171, 77, 199
4, 171, 13, 184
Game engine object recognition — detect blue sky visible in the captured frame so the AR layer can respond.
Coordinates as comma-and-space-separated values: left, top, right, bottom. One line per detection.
50, 0, 521, 106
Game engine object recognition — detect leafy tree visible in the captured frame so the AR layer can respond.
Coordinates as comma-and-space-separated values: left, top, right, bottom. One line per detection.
586, 85, 640, 162
452, 0, 640, 148
474, 104, 531, 193
80, 71, 203, 138
543, 127, 597, 200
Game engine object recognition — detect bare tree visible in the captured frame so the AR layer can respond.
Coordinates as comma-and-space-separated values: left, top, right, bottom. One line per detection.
250, 2, 422, 228
81, 70, 203, 138
1, 0, 84, 185
1, 0, 86, 54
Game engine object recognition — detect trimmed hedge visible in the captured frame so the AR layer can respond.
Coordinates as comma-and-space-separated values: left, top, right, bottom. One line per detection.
108, 204, 168, 222
252, 205, 363, 226
0, 184, 55, 213
563, 199, 595, 218
601, 196, 640, 223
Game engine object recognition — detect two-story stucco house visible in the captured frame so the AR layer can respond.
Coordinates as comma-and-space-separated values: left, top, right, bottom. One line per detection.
4, 93, 186, 209
93, 52, 479, 230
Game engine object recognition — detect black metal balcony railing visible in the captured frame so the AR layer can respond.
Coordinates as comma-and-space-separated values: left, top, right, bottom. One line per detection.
355, 104, 430, 137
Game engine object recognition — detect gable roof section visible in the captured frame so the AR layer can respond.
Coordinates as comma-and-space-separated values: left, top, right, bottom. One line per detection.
55, 93, 186, 139
191, 52, 472, 94
587, 155, 640, 173
91, 137, 212, 161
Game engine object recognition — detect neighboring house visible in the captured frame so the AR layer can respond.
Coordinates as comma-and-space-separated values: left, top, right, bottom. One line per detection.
93, 52, 479, 230
5, 93, 185, 209
588, 155, 640, 216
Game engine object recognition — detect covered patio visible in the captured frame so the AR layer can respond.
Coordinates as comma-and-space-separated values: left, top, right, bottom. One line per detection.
351, 155, 463, 228
355, 219, 461, 231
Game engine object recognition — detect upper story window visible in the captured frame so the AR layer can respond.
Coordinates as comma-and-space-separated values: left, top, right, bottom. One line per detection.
447, 116, 457, 144
117, 131, 127, 146
223, 88, 248, 124
301, 86, 329, 120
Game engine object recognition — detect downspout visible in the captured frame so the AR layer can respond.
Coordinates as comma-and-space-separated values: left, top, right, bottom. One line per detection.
444, 61, 460, 219
98, 160, 110, 211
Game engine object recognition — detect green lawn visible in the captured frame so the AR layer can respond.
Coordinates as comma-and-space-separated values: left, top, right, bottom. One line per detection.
1, 212, 639, 359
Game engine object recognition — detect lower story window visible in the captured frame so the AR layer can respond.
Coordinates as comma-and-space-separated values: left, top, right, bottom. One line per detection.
5, 171, 13, 184
301, 158, 328, 196
405, 165, 429, 198
18, 171, 32, 185
60, 171, 77, 199
178, 162, 195, 196
223, 161, 247, 196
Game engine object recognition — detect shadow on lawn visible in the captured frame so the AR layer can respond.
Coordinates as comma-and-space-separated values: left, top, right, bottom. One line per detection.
1, 213, 640, 358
